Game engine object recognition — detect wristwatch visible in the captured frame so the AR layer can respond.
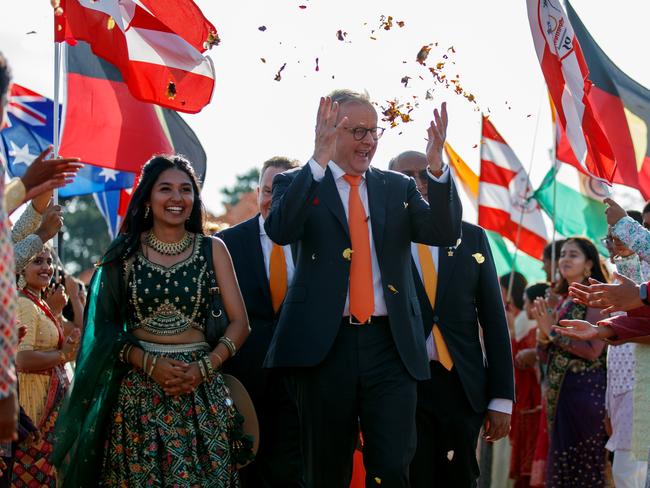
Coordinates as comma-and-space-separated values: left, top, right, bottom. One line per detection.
640, 283, 650, 306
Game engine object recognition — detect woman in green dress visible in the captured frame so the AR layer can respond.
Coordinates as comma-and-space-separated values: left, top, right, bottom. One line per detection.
53, 155, 250, 487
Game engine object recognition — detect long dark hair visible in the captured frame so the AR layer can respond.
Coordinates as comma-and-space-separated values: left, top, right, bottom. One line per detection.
554, 237, 608, 295
102, 154, 205, 264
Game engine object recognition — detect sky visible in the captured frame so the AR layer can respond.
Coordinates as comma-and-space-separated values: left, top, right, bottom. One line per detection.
2, 0, 649, 221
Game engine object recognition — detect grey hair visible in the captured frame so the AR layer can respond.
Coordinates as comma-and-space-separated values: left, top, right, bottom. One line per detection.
387, 150, 427, 171
327, 89, 373, 109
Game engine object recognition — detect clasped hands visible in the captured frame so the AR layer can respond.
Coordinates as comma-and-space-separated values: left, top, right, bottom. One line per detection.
150, 357, 209, 396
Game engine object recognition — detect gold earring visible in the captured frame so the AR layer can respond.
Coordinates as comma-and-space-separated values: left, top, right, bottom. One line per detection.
17, 275, 27, 289
144, 205, 150, 219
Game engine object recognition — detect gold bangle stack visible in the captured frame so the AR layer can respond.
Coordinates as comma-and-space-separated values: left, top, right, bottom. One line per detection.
120, 344, 134, 364
219, 336, 237, 357
211, 352, 224, 370
197, 356, 214, 383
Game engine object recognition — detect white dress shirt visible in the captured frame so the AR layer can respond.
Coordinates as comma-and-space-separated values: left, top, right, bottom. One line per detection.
410, 243, 513, 415
308, 158, 449, 317
258, 215, 295, 285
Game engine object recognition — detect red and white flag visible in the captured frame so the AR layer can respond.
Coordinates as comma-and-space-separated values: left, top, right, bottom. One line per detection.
527, 0, 615, 182
55, 0, 217, 114
479, 117, 548, 260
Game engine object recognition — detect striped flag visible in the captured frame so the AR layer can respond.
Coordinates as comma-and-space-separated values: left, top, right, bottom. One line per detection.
55, 0, 217, 113
526, 0, 615, 182
561, 1, 650, 198
479, 117, 548, 261
446, 141, 546, 282
534, 97, 609, 256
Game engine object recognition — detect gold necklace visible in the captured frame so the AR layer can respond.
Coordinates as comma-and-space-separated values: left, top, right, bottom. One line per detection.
146, 231, 193, 256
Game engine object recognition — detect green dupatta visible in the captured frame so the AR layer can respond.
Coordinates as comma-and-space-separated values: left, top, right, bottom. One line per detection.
52, 236, 139, 488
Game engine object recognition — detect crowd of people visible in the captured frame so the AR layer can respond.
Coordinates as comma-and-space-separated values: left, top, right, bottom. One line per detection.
2, 48, 650, 488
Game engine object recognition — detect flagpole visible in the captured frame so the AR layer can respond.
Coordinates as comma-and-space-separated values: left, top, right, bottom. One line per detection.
506, 88, 545, 302
53, 40, 61, 274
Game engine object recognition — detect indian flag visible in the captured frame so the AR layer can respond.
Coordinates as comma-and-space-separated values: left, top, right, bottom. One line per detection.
534, 163, 609, 255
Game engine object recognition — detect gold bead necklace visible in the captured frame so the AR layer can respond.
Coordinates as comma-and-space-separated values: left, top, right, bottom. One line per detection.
146, 231, 193, 256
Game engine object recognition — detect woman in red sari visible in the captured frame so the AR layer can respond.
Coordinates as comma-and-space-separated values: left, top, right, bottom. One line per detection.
12, 248, 81, 487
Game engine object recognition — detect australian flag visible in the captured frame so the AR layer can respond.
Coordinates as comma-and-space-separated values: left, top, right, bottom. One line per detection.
0, 84, 135, 198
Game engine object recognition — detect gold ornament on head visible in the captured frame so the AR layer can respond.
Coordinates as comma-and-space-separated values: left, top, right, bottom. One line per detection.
146, 231, 193, 256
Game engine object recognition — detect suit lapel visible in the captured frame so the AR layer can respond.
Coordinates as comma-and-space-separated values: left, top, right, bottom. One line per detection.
319, 167, 349, 237
247, 216, 272, 304
435, 244, 458, 308
366, 167, 387, 257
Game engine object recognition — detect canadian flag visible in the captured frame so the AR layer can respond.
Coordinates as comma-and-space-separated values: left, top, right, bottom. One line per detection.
478, 117, 548, 260
526, 0, 615, 183
55, 0, 217, 114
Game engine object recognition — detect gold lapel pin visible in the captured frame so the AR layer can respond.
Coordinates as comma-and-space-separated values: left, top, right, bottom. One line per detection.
342, 248, 353, 261
472, 252, 485, 264
387, 284, 398, 294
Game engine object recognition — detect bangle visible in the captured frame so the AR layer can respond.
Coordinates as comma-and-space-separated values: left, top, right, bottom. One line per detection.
58, 351, 67, 364
142, 351, 149, 372
211, 352, 224, 369
147, 355, 158, 377
197, 359, 208, 383
202, 356, 214, 377
219, 336, 237, 357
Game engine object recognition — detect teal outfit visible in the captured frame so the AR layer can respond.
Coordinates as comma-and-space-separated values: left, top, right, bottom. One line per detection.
53, 234, 239, 487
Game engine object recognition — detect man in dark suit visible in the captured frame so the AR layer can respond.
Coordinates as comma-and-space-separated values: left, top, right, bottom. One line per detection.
264, 90, 462, 488
218, 156, 303, 488
390, 151, 514, 487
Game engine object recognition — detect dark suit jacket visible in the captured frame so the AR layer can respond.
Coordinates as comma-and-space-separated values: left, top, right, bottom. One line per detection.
263, 163, 462, 380
412, 221, 514, 412
218, 215, 281, 403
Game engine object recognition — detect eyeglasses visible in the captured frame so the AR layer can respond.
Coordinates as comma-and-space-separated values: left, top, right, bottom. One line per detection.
345, 126, 386, 141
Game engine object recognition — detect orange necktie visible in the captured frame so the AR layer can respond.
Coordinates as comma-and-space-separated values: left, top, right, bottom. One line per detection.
343, 175, 374, 323
269, 244, 287, 313
416, 243, 453, 370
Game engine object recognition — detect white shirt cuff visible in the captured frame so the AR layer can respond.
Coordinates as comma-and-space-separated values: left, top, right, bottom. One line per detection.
487, 398, 513, 415
426, 164, 450, 183
308, 158, 327, 182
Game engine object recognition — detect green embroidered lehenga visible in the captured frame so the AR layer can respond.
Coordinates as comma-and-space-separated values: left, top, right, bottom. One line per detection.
52, 234, 239, 487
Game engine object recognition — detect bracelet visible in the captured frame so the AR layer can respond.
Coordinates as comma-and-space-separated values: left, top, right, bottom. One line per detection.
58, 350, 67, 364
147, 355, 158, 377
201, 356, 214, 377
219, 336, 237, 357
120, 344, 134, 364
197, 358, 208, 383
211, 352, 224, 370
142, 351, 149, 372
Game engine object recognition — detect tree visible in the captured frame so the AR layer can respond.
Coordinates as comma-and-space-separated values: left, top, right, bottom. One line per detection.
59, 195, 112, 275
221, 168, 260, 206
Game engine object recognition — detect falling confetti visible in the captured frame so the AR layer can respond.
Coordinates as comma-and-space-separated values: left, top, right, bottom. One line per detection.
274, 63, 287, 81
315, 57, 319, 72
260, 58, 266, 63
416, 45, 431, 65
298, 5, 307, 9
258, 26, 267, 32
336, 30, 347, 41
381, 99, 415, 128
400, 76, 411, 87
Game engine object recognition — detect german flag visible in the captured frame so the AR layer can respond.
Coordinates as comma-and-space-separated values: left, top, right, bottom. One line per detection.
559, 2, 650, 198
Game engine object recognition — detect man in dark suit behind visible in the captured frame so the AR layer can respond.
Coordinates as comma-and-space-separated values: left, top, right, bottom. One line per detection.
263, 90, 462, 487
218, 156, 303, 488
390, 152, 514, 487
